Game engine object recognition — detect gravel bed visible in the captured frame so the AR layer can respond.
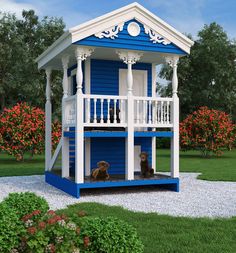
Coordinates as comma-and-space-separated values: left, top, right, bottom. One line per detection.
0, 173, 235, 218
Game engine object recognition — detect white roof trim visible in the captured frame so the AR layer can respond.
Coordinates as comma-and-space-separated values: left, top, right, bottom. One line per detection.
36, 2, 194, 69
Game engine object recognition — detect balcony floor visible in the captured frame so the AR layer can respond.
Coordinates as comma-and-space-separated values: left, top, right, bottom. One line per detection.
64, 130, 173, 138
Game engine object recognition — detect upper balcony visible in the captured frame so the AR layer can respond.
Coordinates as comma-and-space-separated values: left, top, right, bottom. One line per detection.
63, 94, 173, 130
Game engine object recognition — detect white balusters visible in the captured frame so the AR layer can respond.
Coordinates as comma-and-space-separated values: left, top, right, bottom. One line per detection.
114, 99, 117, 124
167, 101, 170, 123
148, 100, 152, 124
120, 99, 124, 124
86, 98, 90, 123
94, 98, 97, 123
136, 100, 140, 124
100, 99, 104, 123
63, 94, 173, 128
107, 99, 110, 123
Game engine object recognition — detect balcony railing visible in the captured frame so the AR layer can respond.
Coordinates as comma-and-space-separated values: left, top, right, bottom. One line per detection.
63, 94, 173, 128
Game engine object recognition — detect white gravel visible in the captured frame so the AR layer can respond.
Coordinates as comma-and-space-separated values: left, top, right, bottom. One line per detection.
0, 173, 235, 218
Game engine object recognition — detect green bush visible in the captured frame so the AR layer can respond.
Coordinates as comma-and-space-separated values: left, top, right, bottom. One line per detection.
81, 217, 144, 253
20, 210, 83, 253
1, 192, 49, 219
0, 204, 25, 252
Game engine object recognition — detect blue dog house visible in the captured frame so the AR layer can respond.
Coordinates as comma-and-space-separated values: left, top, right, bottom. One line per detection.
36, 2, 193, 198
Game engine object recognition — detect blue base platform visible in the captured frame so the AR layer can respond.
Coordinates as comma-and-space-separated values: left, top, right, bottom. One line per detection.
45, 172, 179, 198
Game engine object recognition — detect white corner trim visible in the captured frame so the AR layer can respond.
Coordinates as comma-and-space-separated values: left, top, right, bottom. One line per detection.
94, 22, 124, 39
152, 63, 157, 97
85, 58, 91, 94
144, 25, 171, 45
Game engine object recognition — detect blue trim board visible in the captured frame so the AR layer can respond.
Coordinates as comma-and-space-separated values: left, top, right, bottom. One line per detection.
45, 172, 79, 198
64, 131, 173, 138
45, 172, 179, 198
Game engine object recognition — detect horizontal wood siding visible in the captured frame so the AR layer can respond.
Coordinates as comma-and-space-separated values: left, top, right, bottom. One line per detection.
91, 59, 152, 96
90, 137, 152, 175
75, 19, 185, 55
91, 138, 125, 175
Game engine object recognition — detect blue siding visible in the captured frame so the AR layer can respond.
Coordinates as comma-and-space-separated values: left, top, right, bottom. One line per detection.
68, 62, 85, 95
91, 59, 152, 96
75, 19, 186, 55
91, 138, 125, 175
90, 137, 152, 175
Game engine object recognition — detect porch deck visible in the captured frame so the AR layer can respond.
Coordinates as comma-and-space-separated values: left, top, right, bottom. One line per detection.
45, 171, 179, 198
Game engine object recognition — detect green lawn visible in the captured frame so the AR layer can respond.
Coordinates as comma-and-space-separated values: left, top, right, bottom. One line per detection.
157, 149, 236, 181
0, 149, 236, 181
60, 202, 236, 253
0, 152, 44, 177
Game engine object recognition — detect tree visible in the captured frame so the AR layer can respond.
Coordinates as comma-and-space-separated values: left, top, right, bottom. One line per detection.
180, 107, 235, 157
159, 23, 236, 120
0, 10, 65, 116
0, 102, 61, 161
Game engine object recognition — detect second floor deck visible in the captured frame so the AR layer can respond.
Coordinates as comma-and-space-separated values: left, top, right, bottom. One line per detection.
63, 94, 173, 130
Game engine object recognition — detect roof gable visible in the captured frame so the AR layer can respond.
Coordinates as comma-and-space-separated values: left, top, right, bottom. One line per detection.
75, 19, 186, 55
36, 2, 194, 69
70, 2, 193, 54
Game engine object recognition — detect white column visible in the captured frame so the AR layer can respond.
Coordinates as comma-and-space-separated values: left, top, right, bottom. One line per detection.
75, 47, 94, 183
45, 67, 52, 171
152, 63, 157, 172
166, 56, 179, 178
117, 51, 142, 180
62, 55, 70, 178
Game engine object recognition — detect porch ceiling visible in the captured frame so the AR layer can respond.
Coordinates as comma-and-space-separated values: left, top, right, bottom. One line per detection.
41, 45, 170, 71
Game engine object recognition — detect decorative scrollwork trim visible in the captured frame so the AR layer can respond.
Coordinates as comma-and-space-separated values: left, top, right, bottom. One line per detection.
144, 25, 171, 45
94, 22, 125, 39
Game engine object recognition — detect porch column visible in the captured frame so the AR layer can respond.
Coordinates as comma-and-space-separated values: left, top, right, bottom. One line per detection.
61, 55, 70, 178
166, 56, 179, 178
45, 67, 52, 171
75, 47, 94, 184
117, 51, 142, 180
151, 63, 157, 172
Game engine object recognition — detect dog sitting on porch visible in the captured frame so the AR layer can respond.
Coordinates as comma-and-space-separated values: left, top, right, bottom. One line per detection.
140, 152, 154, 178
91, 161, 110, 180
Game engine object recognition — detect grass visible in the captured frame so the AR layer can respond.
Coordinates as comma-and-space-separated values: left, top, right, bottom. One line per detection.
0, 148, 236, 181
157, 149, 236, 181
60, 202, 236, 253
0, 152, 44, 177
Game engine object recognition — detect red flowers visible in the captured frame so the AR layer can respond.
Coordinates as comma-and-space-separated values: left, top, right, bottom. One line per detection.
27, 227, 37, 235
83, 236, 90, 247
180, 107, 236, 156
0, 102, 61, 161
38, 221, 46, 230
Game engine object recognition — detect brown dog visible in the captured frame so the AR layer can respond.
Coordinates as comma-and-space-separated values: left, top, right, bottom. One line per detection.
91, 161, 110, 180
139, 152, 154, 178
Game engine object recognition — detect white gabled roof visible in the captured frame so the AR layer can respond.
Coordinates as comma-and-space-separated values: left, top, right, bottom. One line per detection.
36, 2, 194, 69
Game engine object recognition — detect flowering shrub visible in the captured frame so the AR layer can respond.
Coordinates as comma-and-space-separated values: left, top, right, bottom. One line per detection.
16, 209, 85, 253
2, 192, 49, 219
0, 103, 61, 161
180, 107, 236, 156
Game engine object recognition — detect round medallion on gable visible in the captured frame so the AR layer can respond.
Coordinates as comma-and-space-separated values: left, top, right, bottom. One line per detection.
127, 22, 140, 37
